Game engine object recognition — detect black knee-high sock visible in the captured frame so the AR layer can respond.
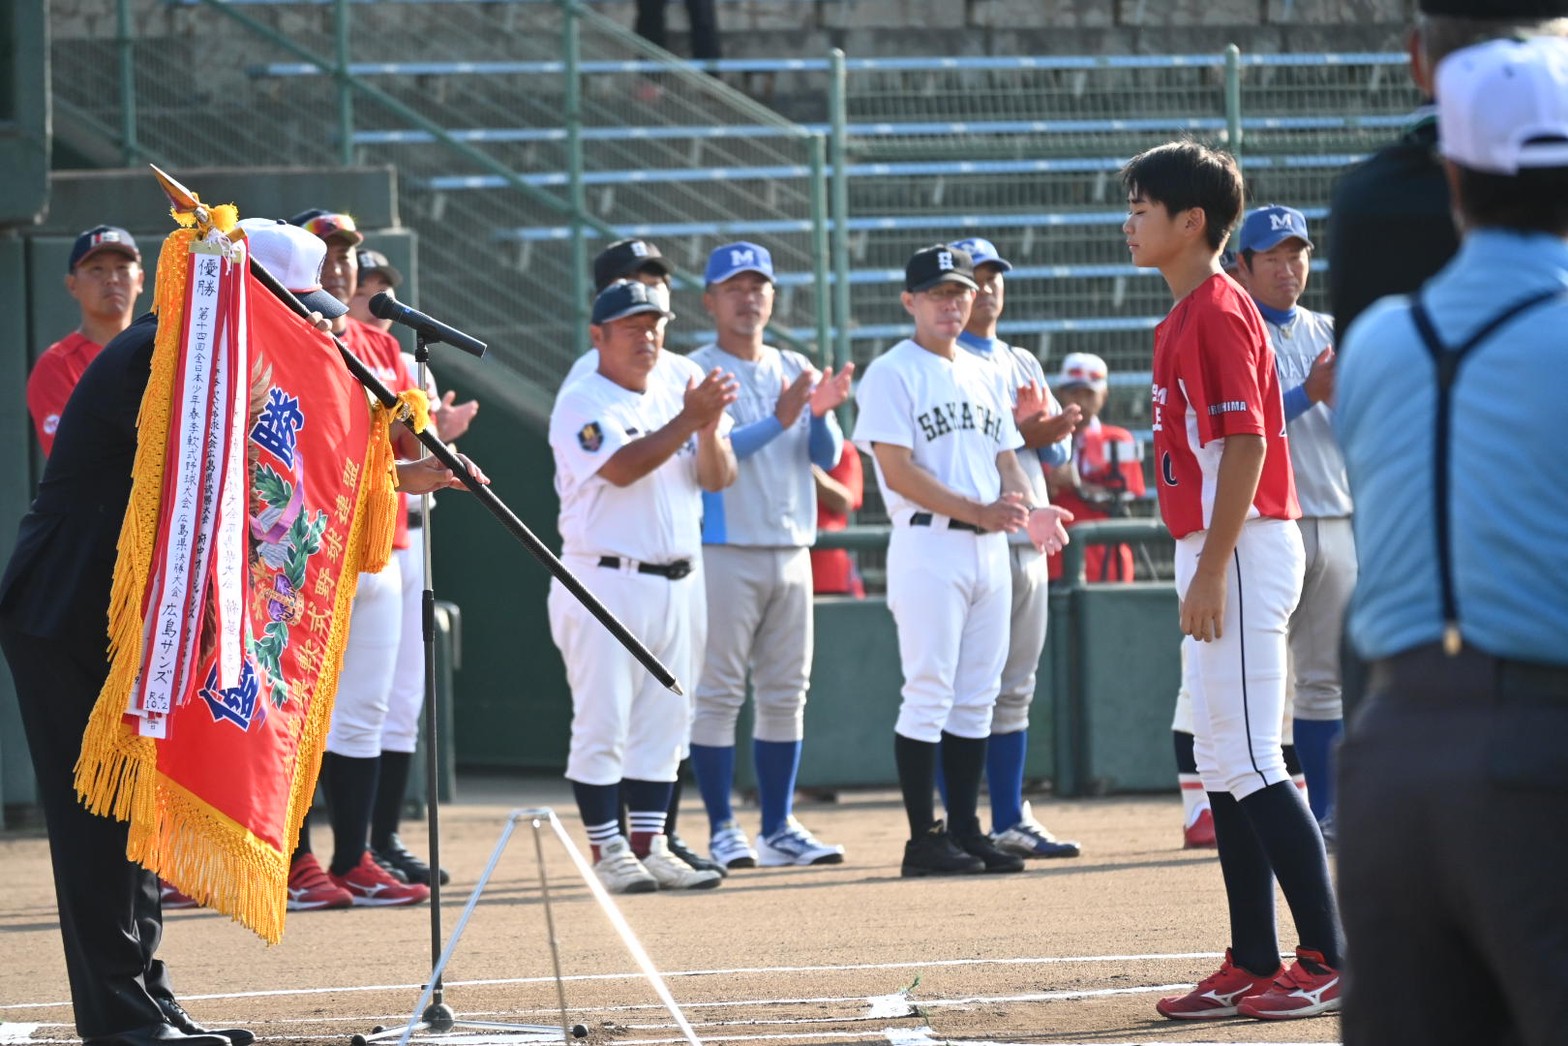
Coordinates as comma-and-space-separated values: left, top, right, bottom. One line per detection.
1173, 730, 1199, 774
1283, 743, 1303, 777
371, 750, 413, 849
665, 766, 685, 837
1208, 791, 1281, 977
323, 752, 380, 877
292, 810, 313, 863
893, 733, 939, 839
1237, 780, 1343, 968
939, 732, 988, 838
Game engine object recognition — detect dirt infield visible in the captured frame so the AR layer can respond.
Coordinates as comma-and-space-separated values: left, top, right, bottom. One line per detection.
0, 778, 1340, 1046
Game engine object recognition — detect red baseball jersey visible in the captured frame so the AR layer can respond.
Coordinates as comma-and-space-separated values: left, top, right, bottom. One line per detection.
1151, 274, 1299, 539
27, 332, 104, 456
342, 318, 417, 551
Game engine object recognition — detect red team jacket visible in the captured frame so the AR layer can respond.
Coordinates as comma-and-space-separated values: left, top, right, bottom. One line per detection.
27, 332, 104, 456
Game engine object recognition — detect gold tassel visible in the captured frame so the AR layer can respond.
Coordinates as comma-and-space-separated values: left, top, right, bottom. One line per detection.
74, 229, 196, 828
355, 401, 400, 575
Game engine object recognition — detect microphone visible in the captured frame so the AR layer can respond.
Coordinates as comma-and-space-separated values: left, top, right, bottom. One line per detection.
368, 291, 488, 359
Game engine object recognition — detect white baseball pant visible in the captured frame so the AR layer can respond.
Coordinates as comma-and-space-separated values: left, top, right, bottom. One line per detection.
380, 532, 426, 755
1173, 642, 1296, 745
550, 555, 700, 786
1174, 517, 1305, 800
691, 544, 813, 746
886, 525, 1011, 743
995, 543, 1050, 734
325, 559, 404, 759
1288, 516, 1356, 722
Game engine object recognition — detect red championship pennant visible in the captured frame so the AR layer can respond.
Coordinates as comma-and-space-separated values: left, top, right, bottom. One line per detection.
75, 181, 397, 941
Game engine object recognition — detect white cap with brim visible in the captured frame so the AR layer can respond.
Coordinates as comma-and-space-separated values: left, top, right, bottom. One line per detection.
1438, 36, 1568, 175
238, 218, 348, 319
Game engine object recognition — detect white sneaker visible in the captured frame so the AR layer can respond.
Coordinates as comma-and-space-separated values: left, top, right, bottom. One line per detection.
709, 819, 759, 869
593, 837, 657, 894
755, 817, 846, 866
990, 801, 1082, 859
642, 835, 722, 890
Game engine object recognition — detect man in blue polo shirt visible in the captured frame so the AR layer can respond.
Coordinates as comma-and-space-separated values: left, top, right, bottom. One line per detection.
1334, 36, 1568, 1043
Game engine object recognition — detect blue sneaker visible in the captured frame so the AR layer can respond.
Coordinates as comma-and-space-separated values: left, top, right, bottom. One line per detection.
755, 817, 845, 866
991, 801, 1082, 859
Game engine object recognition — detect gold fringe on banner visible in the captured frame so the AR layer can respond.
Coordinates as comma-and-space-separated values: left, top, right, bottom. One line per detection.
73, 227, 197, 845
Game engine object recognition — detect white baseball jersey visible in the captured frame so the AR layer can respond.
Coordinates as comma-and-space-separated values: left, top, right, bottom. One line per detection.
1268, 308, 1353, 519
549, 351, 731, 563
687, 342, 840, 547
956, 333, 1069, 545
852, 339, 1024, 523
559, 349, 598, 400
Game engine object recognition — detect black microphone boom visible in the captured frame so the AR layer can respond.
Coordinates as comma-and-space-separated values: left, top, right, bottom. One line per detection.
369, 291, 488, 359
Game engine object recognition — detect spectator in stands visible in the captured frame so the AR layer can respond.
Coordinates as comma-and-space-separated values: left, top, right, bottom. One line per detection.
811, 442, 865, 597
28, 226, 145, 456
634, 0, 720, 62
1327, 0, 1568, 347
347, 248, 403, 333
1046, 352, 1144, 583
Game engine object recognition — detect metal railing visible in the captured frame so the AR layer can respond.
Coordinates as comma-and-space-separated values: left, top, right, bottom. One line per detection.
58, 4, 1419, 401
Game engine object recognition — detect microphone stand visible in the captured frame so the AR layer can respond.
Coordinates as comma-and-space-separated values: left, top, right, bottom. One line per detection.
247, 261, 672, 1045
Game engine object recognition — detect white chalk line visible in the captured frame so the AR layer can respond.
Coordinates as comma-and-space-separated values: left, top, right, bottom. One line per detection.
0, 952, 1226, 1012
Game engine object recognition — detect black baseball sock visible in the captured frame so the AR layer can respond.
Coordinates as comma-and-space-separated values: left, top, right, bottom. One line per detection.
1238, 780, 1343, 968
323, 752, 380, 877
1208, 790, 1282, 977
666, 766, 686, 837
893, 732, 939, 839
1173, 729, 1199, 774
371, 750, 413, 850
939, 731, 988, 838
292, 811, 313, 863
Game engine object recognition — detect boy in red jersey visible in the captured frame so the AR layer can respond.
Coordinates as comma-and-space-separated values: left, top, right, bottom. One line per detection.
1122, 141, 1342, 1021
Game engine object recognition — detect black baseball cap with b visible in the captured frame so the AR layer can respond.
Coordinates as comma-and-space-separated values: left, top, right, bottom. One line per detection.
68, 225, 140, 273
592, 239, 671, 294
592, 279, 674, 325
905, 244, 978, 293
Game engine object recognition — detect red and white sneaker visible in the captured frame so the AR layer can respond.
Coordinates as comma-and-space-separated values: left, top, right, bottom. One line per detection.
160, 880, 199, 910
1238, 947, 1342, 1019
1156, 949, 1279, 1019
1183, 808, 1217, 849
286, 853, 353, 911
328, 851, 430, 907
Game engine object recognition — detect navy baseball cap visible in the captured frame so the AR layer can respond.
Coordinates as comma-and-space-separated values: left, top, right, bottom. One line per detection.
905, 244, 978, 293
592, 239, 671, 294
356, 248, 403, 288
592, 279, 674, 325
949, 237, 1012, 273
704, 241, 774, 285
1238, 205, 1314, 254
68, 225, 140, 273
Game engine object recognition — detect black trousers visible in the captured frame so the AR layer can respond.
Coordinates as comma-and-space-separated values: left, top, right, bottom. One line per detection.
634, 0, 720, 60
1337, 644, 1568, 1045
1, 620, 174, 1038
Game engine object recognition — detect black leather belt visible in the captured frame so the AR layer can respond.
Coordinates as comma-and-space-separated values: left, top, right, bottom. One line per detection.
598, 555, 693, 580
910, 511, 984, 534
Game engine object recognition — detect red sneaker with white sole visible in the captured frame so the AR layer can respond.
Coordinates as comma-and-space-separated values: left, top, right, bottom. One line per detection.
328, 851, 430, 907
1156, 949, 1279, 1019
1238, 947, 1342, 1019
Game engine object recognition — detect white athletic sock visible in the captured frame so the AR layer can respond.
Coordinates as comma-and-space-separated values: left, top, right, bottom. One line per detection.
1179, 774, 1210, 828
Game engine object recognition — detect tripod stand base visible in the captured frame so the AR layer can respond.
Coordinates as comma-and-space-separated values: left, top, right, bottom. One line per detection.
359, 1003, 567, 1045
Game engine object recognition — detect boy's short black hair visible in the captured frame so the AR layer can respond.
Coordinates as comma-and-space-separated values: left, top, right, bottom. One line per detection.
1120, 141, 1245, 253
1455, 164, 1568, 236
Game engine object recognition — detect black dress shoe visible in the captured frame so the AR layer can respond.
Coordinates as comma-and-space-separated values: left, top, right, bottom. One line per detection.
84, 1023, 231, 1046
157, 997, 257, 1046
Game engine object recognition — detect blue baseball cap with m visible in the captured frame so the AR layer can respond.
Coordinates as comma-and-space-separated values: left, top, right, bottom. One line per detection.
705, 242, 774, 286
949, 237, 1012, 272
1238, 205, 1314, 253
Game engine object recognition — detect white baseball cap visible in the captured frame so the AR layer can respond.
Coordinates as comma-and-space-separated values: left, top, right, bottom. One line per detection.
1437, 36, 1568, 175
1056, 351, 1108, 392
236, 217, 348, 319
